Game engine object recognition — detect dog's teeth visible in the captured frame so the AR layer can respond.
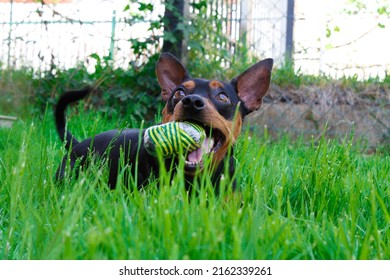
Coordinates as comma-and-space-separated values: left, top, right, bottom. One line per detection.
185, 160, 202, 167
201, 137, 214, 154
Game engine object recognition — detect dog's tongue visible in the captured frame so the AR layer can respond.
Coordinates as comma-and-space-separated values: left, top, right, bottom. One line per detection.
187, 137, 214, 163
187, 149, 202, 163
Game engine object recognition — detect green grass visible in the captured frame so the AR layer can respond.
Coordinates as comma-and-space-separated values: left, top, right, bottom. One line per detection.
0, 112, 389, 260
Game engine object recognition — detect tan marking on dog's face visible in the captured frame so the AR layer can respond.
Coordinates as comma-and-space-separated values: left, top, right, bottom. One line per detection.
209, 80, 224, 89
183, 80, 196, 91
161, 105, 174, 123
210, 111, 242, 170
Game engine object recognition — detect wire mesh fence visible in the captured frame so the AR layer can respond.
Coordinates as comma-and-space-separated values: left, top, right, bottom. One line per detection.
0, 0, 389, 149
0, 0, 155, 71
294, 0, 390, 81
2, 0, 389, 77
0, 0, 293, 71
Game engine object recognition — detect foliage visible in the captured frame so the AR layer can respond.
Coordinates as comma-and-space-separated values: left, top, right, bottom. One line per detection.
10, 53, 162, 124
344, 0, 390, 21
0, 67, 34, 116
326, 0, 389, 39
1, 57, 388, 121
0, 114, 389, 260
1, 0, 389, 120
122, 0, 257, 80
184, 0, 255, 79
1, 0, 257, 119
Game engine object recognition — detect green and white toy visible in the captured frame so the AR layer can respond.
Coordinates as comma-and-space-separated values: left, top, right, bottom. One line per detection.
144, 121, 206, 157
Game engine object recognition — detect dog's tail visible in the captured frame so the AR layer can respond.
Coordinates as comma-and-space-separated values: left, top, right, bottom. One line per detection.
55, 86, 91, 151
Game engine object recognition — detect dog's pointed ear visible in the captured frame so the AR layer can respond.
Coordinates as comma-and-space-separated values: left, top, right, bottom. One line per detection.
231, 58, 273, 113
156, 52, 190, 102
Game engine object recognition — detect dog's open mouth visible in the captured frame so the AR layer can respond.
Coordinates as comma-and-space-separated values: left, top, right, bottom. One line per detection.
183, 121, 225, 172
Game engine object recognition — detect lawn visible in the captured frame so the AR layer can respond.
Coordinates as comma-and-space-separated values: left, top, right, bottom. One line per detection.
0, 112, 389, 260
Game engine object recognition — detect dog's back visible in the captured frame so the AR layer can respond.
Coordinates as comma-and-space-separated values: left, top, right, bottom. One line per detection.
55, 89, 159, 188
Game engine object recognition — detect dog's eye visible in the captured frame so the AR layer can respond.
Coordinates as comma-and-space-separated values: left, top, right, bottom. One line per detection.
216, 93, 229, 103
174, 90, 186, 100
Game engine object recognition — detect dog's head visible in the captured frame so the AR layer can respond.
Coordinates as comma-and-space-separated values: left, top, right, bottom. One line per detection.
156, 52, 273, 175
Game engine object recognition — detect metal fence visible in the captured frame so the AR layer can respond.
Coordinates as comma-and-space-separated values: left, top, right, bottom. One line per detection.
0, 0, 146, 71
1, 0, 389, 77
0, 0, 389, 148
0, 0, 293, 70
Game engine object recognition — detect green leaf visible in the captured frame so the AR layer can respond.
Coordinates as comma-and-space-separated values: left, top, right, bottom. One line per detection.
89, 53, 101, 61
163, 32, 177, 44
191, 0, 207, 10
139, 3, 154, 12
326, 28, 332, 38
377, 6, 388, 15
325, 43, 334, 50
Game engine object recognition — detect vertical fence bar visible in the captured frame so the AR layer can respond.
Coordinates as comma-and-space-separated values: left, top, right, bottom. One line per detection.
239, 0, 252, 48
181, 0, 190, 65
285, 0, 294, 63
7, 0, 14, 68
109, 9, 116, 63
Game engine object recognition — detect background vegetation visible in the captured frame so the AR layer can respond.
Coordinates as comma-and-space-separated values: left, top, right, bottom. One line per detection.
1, 0, 387, 120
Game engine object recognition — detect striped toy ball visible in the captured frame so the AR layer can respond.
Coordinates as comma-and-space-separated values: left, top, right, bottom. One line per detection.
144, 121, 206, 157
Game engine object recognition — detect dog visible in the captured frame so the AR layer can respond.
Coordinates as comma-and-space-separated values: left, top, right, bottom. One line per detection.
55, 52, 273, 190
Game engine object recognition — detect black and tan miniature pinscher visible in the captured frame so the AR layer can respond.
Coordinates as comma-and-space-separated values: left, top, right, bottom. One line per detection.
55, 52, 273, 190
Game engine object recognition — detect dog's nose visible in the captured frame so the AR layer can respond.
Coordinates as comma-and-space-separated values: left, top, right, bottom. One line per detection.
182, 95, 205, 111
